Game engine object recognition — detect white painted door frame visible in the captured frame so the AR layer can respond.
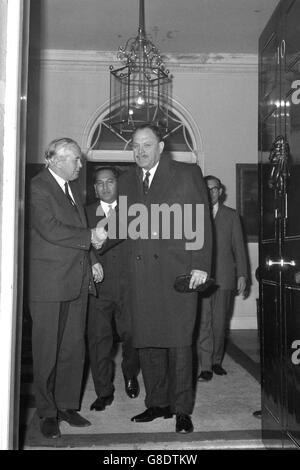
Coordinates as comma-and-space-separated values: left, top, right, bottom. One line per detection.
0, 0, 29, 450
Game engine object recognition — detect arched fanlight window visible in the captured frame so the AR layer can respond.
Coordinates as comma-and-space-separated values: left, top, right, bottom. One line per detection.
82, 98, 204, 168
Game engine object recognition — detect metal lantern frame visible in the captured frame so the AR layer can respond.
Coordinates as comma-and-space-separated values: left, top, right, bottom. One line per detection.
109, 0, 172, 138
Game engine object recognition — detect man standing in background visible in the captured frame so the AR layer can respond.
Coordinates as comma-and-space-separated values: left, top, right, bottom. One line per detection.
86, 166, 140, 412
197, 175, 248, 381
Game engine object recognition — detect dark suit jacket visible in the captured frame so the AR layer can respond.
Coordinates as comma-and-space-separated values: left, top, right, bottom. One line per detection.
85, 201, 124, 299
28, 168, 91, 302
118, 155, 212, 348
213, 204, 248, 290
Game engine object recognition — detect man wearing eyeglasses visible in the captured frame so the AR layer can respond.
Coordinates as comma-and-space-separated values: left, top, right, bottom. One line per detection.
197, 175, 248, 381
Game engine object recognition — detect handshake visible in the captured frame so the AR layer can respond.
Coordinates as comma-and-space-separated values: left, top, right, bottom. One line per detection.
91, 227, 108, 250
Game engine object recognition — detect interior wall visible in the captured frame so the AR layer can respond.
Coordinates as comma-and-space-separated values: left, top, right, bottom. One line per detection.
26, 51, 258, 329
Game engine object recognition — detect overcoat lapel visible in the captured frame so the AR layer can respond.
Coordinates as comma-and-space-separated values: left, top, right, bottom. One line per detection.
141, 155, 176, 204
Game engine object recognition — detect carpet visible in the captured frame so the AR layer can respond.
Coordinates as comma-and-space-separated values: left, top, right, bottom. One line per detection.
22, 347, 262, 449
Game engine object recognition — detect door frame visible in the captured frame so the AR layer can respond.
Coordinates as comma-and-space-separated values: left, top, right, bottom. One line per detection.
0, 0, 29, 450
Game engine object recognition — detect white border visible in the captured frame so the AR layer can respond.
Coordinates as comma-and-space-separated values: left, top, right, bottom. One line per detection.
0, 0, 22, 450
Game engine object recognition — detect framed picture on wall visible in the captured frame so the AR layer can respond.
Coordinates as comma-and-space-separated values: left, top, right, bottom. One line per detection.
236, 163, 258, 242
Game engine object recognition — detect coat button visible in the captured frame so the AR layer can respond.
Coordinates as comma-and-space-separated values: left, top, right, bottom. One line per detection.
154, 254, 159, 259
136, 255, 142, 260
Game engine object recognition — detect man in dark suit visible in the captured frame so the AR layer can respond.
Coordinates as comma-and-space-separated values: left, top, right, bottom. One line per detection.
197, 175, 248, 381
86, 166, 140, 412
28, 137, 105, 439
117, 124, 212, 433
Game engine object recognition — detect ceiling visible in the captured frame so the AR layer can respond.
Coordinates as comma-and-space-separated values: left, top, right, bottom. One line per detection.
29, 0, 279, 55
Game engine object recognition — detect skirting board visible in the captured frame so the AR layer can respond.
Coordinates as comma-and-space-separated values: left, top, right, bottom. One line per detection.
230, 314, 258, 330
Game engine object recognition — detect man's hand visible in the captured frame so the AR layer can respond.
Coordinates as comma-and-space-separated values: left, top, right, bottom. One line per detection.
92, 263, 104, 283
91, 227, 108, 249
189, 269, 208, 290
237, 276, 247, 297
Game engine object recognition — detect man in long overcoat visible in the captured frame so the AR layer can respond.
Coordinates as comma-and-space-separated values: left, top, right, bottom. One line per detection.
117, 124, 212, 433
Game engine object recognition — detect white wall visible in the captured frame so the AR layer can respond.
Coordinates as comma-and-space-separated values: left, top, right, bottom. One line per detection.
27, 50, 259, 328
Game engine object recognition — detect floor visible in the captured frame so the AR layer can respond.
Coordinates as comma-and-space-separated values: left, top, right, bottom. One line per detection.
19, 320, 263, 450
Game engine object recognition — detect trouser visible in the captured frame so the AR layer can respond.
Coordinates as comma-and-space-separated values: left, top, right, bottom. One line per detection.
197, 288, 232, 371
139, 346, 194, 415
87, 295, 140, 398
30, 287, 89, 418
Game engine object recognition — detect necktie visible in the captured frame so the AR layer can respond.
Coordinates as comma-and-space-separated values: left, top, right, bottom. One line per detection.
107, 204, 114, 217
64, 182, 77, 208
143, 171, 150, 195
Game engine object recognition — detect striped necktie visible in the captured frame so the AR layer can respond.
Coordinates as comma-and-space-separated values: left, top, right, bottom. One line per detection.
143, 171, 150, 195
107, 204, 114, 217
64, 182, 77, 208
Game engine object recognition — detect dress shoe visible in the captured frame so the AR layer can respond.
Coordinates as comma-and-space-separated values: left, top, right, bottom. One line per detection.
253, 410, 262, 418
90, 395, 114, 411
212, 364, 227, 375
197, 370, 213, 381
131, 406, 173, 422
125, 377, 140, 398
57, 409, 91, 427
40, 417, 61, 439
176, 414, 194, 433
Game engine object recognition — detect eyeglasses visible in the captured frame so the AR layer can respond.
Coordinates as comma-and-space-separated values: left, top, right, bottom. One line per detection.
208, 186, 220, 192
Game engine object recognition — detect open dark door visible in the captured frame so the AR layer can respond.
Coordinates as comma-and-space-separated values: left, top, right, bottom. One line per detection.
259, 0, 300, 450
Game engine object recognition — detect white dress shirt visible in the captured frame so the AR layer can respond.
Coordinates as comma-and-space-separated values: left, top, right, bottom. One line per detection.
213, 202, 219, 219
48, 167, 76, 204
100, 200, 117, 217
142, 161, 159, 188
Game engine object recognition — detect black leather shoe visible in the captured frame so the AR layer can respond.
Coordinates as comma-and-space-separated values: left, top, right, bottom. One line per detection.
253, 410, 262, 418
40, 417, 61, 439
131, 406, 173, 422
212, 364, 227, 375
125, 377, 140, 398
58, 409, 91, 427
197, 370, 213, 381
90, 395, 114, 411
176, 414, 194, 433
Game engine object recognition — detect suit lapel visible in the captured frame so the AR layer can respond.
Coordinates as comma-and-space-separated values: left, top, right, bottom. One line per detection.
214, 204, 225, 227
42, 169, 86, 227
69, 181, 87, 227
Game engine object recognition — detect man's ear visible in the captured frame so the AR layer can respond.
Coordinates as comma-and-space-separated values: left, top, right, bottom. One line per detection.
53, 154, 64, 168
159, 141, 164, 154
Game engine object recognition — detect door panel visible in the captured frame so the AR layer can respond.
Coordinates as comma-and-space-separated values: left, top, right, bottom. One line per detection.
284, 288, 300, 446
259, 10, 283, 446
261, 282, 282, 421
281, 0, 300, 449
261, 113, 279, 242
260, 0, 300, 450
